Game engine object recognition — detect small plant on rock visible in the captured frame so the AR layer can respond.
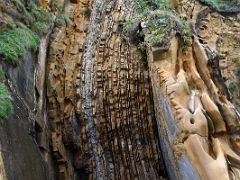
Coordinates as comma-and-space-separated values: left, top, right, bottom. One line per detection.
135, 0, 149, 13
0, 83, 12, 119
228, 82, 237, 94
50, 0, 61, 11
55, 13, 71, 27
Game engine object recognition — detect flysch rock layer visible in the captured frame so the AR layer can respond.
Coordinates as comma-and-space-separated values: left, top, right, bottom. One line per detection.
47, 0, 166, 179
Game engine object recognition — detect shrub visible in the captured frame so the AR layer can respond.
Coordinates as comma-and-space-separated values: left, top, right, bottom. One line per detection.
228, 82, 237, 94
0, 26, 40, 64
0, 83, 12, 119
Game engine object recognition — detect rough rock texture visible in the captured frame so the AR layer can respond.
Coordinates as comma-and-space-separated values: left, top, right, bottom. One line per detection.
0, 1, 55, 179
0, 52, 47, 180
0, 0, 240, 179
47, 0, 240, 179
47, 0, 167, 179
145, 1, 240, 179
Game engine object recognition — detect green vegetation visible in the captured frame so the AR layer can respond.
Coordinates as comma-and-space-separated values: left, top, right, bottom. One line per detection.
201, 0, 240, 11
7, 0, 34, 23
0, 69, 12, 119
50, 0, 61, 11
122, 0, 190, 50
32, 22, 49, 36
119, 17, 133, 35
0, 0, 55, 64
55, 13, 71, 27
0, 84, 12, 119
29, 2, 53, 25
5, 0, 53, 35
0, 26, 40, 64
135, 0, 149, 13
134, 0, 171, 13
0, 68, 5, 81
29, 2, 53, 34
145, 11, 190, 47
228, 82, 237, 94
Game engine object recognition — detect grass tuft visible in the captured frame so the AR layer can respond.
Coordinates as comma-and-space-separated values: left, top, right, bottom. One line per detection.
0, 26, 40, 64
0, 68, 5, 81
32, 21, 49, 36
121, 0, 191, 50
55, 13, 71, 27
0, 83, 12, 119
29, 2, 53, 24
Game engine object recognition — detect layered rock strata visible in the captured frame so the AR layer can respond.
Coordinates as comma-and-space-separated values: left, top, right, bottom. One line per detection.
47, 0, 166, 179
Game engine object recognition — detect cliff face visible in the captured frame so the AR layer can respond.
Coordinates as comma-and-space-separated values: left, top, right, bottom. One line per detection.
47, 0, 240, 179
0, 52, 48, 180
0, 1, 50, 179
147, 1, 240, 179
0, 0, 240, 180
47, 0, 166, 179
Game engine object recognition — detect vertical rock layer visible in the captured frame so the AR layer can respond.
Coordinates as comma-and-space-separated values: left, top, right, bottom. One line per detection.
47, 0, 166, 179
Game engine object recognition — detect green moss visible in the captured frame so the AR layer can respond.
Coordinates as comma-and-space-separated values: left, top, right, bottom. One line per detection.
0, 83, 12, 119
0, 27, 40, 64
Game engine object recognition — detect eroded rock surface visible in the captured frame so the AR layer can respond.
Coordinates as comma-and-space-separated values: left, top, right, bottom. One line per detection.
146, 1, 240, 179
47, 0, 240, 179
0, 0, 240, 179
47, 0, 166, 179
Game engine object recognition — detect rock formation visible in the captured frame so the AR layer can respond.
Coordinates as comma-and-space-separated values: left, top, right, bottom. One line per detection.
47, 0, 166, 179
146, 1, 240, 179
0, 0, 240, 179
